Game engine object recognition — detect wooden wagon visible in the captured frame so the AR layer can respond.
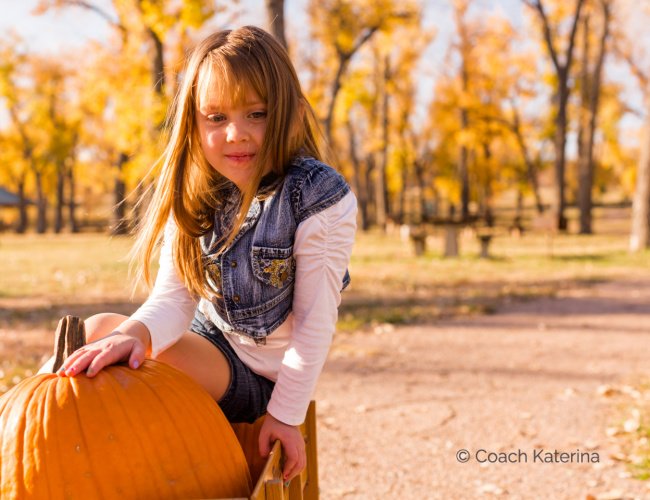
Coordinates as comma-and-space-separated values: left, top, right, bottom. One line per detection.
228, 401, 319, 500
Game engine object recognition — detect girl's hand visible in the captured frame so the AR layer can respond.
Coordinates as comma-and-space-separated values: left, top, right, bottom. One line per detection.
57, 332, 146, 378
259, 413, 306, 482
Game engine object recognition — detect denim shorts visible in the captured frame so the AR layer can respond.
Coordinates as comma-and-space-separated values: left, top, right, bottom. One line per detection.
190, 310, 275, 423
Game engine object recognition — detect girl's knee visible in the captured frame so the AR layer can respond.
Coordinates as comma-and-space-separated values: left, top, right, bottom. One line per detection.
84, 313, 128, 342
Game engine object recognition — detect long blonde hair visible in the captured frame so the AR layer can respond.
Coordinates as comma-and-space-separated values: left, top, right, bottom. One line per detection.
132, 26, 324, 298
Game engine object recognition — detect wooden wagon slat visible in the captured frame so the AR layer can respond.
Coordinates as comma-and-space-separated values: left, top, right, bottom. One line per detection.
229, 401, 318, 500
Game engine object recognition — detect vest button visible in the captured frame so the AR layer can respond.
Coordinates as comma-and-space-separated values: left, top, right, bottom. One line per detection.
230, 260, 237, 268
233, 295, 240, 303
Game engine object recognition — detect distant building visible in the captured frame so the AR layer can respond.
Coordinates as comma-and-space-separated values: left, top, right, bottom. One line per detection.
0, 187, 24, 207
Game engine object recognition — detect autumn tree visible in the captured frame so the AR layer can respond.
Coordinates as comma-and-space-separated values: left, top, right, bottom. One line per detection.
471, 16, 548, 218
614, 1, 650, 252
36, 0, 216, 234
575, 0, 611, 234
524, 0, 586, 231
265, 0, 287, 49
315, 1, 426, 230
0, 38, 32, 233
307, 0, 418, 147
452, 0, 475, 222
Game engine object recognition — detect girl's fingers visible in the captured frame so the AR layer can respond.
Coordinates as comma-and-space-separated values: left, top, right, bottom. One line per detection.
57, 348, 95, 376
128, 342, 145, 369
86, 342, 133, 377
282, 441, 305, 481
258, 428, 271, 457
58, 335, 140, 377
85, 349, 114, 377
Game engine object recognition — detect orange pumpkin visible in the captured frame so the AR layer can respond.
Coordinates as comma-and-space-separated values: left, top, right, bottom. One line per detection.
232, 415, 269, 484
0, 359, 252, 499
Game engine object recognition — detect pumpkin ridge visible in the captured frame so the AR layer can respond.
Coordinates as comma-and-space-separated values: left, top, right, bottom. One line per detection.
120, 363, 209, 496
150, 361, 252, 495
24, 377, 54, 499
88, 368, 149, 497
101, 365, 172, 497
53, 374, 95, 498
67, 376, 101, 497
68, 372, 116, 498
42, 377, 60, 498
0, 381, 21, 495
0, 375, 45, 498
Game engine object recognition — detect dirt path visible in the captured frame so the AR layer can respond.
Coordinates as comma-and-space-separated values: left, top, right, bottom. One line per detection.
316, 279, 650, 499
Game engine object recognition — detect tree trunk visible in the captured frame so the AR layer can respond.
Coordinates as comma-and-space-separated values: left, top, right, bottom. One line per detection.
54, 161, 65, 233
67, 161, 79, 233
147, 27, 165, 96
510, 106, 544, 214
34, 169, 48, 234
577, 12, 591, 233
265, 0, 287, 49
455, 0, 472, 222
324, 28, 379, 144
413, 159, 428, 223
346, 119, 368, 230
459, 138, 470, 221
482, 143, 494, 227
371, 57, 388, 231
553, 76, 570, 232
365, 154, 376, 227
630, 99, 650, 252
526, 0, 586, 232
578, 0, 610, 235
16, 177, 28, 234
111, 152, 129, 235
397, 156, 408, 224
374, 55, 390, 231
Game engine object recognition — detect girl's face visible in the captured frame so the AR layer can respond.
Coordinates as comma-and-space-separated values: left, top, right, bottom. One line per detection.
196, 89, 268, 190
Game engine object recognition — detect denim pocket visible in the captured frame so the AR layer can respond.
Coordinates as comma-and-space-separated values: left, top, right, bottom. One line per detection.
251, 245, 296, 289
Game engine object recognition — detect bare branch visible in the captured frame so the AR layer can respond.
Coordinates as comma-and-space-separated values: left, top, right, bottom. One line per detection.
611, 36, 649, 91
58, 0, 126, 34
523, 0, 561, 73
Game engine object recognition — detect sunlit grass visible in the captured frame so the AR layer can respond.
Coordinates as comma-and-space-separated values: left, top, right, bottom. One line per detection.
2, 228, 649, 330
0, 233, 136, 300
338, 227, 650, 331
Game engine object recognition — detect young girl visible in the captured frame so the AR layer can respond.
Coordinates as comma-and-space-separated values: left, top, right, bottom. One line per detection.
52, 26, 357, 482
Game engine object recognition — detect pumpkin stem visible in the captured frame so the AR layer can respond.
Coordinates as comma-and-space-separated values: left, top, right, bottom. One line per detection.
52, 316, 86, 373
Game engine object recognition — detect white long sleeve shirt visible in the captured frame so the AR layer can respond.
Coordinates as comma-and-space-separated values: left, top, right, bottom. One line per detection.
130, 190, 357, 425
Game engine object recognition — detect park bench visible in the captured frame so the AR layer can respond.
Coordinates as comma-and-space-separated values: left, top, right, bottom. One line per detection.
407, 215, 483, 257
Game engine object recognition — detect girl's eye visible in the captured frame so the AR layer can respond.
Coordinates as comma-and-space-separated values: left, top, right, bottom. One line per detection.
207, 113, 225, 123
249, 111, 267, 120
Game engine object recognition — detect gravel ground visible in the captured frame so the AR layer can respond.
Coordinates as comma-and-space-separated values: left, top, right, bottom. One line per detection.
315, 279, 650, 500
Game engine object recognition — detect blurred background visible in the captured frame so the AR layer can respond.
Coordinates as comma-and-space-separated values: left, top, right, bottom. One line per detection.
2, 0, 650, 241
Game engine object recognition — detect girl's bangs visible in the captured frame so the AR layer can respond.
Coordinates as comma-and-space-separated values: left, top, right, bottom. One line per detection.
194, 52, 267, 110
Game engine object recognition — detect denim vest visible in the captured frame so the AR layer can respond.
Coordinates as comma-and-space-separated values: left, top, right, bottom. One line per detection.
197, 156, 351, 344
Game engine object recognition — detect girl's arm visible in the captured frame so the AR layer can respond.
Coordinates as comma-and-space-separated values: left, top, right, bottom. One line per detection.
259, 191, 357, 479
58, 219, 197, 377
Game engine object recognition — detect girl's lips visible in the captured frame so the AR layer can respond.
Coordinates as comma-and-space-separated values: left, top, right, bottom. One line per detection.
225, 153, 255, 162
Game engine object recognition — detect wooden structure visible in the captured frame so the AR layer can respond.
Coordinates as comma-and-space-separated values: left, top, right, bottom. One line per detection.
228, 402, 319, 500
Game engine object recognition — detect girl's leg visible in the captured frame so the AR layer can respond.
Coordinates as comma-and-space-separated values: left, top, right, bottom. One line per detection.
39, 313, 232, 402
